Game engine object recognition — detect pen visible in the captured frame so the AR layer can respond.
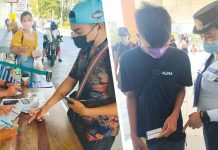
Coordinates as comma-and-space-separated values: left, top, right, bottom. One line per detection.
1, 120, 22, 132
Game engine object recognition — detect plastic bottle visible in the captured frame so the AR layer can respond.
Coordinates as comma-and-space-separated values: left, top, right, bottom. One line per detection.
13, 68, 22, 86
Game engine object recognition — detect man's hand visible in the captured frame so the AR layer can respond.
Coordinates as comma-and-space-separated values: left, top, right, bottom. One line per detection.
28, 106, 48, 123
159, 113, 178, 138
188, 112, 203, 129
131, 133, 148, 150
0, 105, 15, 115
5, 85, 21, 97
68, 98, 88, 116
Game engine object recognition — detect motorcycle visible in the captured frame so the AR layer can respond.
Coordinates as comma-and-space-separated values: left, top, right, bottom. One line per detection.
43, 35, 63, 66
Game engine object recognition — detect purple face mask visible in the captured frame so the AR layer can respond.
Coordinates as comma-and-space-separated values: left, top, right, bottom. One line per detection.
146, 45, 169, 59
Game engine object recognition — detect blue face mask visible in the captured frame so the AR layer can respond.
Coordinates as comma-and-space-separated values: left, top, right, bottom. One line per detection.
203, 41, 218, 53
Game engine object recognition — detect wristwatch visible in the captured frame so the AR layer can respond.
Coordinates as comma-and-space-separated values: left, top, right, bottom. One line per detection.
200, 111, 210, 124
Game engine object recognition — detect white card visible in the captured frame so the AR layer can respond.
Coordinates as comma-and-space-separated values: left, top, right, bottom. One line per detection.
147, 132, 161, 140
146, 128, 162, 136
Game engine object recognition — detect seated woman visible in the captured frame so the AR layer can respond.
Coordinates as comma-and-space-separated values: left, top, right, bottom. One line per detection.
0, 105, 18, 141
0, 77, 20, 141
0, 64, 21, 98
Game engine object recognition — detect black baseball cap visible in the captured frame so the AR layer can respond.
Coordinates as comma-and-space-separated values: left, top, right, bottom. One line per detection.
118, 27, 129, 35
193, 0, 218, 34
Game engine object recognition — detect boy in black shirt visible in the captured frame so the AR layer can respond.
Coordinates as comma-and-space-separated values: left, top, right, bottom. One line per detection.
119, 3, 193, 150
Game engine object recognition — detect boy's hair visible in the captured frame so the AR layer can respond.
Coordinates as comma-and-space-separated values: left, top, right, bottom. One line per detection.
135, 3, 171, 48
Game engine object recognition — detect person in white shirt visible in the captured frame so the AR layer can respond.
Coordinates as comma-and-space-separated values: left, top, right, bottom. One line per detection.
179, 34, 188, 53
43, 21, 62, 62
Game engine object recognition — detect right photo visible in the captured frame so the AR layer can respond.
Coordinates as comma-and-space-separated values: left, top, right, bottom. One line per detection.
102, 0, 218, 150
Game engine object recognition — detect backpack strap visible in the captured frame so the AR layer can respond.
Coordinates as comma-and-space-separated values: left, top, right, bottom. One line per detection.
21, 31, 24, 45
75, 45, 108, 99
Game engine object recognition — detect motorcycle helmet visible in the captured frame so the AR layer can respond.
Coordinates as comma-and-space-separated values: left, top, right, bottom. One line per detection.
50, 21, 58, 30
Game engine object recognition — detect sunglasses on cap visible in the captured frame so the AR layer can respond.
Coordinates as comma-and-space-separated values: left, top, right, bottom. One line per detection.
69, 11, 76, 22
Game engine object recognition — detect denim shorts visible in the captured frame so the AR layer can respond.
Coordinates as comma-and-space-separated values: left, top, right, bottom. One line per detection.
16, 55, 34, 80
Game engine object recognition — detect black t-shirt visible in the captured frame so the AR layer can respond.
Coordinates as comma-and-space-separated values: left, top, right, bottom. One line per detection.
113, 42, 136, 58
119, 46, 193, 145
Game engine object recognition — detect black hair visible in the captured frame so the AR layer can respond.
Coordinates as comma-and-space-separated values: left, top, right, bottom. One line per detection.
20, 11, 32, 22
135, 3, 171, 48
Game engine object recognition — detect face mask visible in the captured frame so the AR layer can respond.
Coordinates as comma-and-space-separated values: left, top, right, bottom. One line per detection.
203, 41, 218, 54
72, 24, 98, 50
22, 19, 33, 31
146, 45, 169, 59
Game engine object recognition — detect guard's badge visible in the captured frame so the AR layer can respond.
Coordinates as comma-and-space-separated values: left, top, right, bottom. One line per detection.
195, 19, 203, 30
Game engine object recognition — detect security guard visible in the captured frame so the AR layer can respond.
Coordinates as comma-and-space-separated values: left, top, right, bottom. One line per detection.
188, 1, 218, 150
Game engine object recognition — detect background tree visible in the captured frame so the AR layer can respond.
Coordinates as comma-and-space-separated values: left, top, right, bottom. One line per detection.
28, 0, 81, 21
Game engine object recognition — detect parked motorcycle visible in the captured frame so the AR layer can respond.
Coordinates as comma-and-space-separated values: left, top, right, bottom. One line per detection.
43, 35, 63, 66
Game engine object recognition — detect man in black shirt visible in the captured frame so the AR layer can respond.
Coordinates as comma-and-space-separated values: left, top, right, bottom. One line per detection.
119, 3, 193, 150
28, 1, 118, 150
113, 27, 136, 80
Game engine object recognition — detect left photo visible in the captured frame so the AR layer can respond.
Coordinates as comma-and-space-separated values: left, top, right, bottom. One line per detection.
0, 0, 122, 150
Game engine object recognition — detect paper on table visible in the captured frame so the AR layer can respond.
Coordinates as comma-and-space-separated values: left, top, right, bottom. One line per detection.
29, 75, 53, 88
0, 115, 12, 129
30, 80, 53, 88
9, 102, 24, 120
21, 92, 45, 113
28, 92, 46, 107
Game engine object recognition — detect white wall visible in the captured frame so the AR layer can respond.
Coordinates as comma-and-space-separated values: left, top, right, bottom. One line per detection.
0, 3, 10, 27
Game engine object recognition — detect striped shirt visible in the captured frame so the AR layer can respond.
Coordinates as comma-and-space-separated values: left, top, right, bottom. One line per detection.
0, 64, 15, 82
